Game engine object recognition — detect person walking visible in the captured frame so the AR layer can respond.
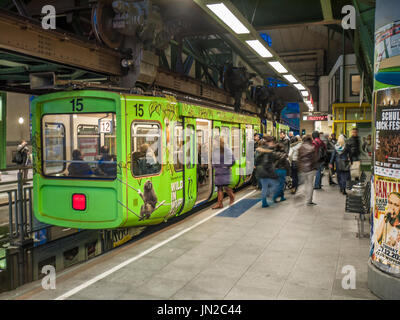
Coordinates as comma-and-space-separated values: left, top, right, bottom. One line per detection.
330, 135, 352, 195
211, 137, 235, 209
312, 131, 327, 189
298, 135, 319, 206
255, 137, 278, 208
347, 127, 361, 182
273, 143, 290, 202
289, 136, 302, 194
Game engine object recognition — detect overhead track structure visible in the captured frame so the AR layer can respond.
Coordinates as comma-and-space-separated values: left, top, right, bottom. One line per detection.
194, 0, 314, 109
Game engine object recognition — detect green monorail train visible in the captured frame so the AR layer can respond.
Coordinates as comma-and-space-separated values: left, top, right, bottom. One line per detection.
32, 90, 262, 229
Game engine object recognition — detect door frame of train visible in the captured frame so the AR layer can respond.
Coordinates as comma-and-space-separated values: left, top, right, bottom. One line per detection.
181, 117, 197, 214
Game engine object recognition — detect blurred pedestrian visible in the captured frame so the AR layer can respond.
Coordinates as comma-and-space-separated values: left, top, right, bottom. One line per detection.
211, 137, 235, 209
298, 135, 319, 206
312, 131, 327, 189
289, 136, 302, 194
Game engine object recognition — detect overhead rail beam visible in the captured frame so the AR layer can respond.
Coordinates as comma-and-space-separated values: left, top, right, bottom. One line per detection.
0, 10, 123, 76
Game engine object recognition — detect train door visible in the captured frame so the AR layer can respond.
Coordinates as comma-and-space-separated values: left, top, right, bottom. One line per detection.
231, 124, 241, 188
239, 123, 247, 186
196, 119, 213, 204
181, 117, 196, 213
244, 124, 254, 183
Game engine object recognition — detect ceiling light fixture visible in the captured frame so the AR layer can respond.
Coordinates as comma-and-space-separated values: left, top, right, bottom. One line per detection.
301, 91, 309, 97
283, 74, 297, 83
294, 84, 306, 90
268, 61, 288, 73
207, 3, 250, 34
245, 40, 273, 58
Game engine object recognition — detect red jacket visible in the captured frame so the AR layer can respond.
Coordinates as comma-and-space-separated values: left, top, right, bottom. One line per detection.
312, 138, 326, 154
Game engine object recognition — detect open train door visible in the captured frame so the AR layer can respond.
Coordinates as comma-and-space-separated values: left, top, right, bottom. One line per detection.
181, 117, 197, 213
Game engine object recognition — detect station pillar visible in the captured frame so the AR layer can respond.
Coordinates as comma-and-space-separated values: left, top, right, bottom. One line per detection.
0, 92, 6, 170
368, 0, 400, 299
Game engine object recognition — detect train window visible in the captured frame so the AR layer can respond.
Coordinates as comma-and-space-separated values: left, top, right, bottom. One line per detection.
173, 123, 184, 172
186, 125, 195, 169
43, 123, 66, 175
221, 126, 230, 146
131, 122, 161, 177
232, 127, 240, 160
42, 113, 117, 179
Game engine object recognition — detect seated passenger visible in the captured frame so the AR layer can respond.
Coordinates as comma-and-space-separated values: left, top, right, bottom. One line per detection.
140, 143, 157, 165
68, 149, 93, 177
97, 146, 117, 177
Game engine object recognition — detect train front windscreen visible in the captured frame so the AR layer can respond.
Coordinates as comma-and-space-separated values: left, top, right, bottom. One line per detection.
41, 112, 117, 179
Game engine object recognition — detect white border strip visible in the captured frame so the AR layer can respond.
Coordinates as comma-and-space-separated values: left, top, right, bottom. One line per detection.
54, 189, 257, 300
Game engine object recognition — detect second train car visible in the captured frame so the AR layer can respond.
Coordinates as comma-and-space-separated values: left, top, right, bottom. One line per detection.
32, 90, 262, 229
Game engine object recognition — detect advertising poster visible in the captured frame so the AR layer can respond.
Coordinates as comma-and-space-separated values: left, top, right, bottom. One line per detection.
359, 127, 373, 162
374, 88, 400, 178
371, 174, 400, 275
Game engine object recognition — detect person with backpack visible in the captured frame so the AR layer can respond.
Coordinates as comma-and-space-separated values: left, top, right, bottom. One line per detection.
298, 135, 319, 206
272, 143, 291, 203
14, 140, 30, 182
312, 131, 327, 190
329, 135, 352, 195
254, 136, 278, 208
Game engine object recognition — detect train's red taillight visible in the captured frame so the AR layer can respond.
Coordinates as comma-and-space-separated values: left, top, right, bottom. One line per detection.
72, 194, 86, 211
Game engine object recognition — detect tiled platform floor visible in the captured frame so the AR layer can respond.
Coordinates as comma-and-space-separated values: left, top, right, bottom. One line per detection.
1, 176, 378, 300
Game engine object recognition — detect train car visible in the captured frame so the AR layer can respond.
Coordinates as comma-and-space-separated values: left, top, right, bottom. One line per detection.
32, 90, 260, 229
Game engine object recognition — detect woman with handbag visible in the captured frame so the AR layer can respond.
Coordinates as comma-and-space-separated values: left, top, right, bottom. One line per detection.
329, 135, 352, 195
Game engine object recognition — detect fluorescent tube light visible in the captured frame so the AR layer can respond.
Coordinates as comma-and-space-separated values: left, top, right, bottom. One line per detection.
294, 84, 305, 90
245, 40, 273, 58
301, 91, 309, 97
268, 61, 288, 73
207, 3, 250, 34
283, 74, 297, 83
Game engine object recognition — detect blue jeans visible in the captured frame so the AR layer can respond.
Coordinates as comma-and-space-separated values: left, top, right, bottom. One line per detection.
274, 169, 287, 200
259, 178, 277, 203
338, 170, 350, 191
314, 163, 323, 188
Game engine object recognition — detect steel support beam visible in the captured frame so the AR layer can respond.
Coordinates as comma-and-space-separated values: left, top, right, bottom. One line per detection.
0, 10, 123, 76
320, 0, 333, 21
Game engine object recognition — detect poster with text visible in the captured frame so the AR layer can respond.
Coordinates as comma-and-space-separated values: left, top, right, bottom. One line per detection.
372, 174, 400, 276
374, 87, 400, 178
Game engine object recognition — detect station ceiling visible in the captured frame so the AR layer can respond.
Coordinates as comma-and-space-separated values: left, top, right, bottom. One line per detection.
0, 0, 376, 105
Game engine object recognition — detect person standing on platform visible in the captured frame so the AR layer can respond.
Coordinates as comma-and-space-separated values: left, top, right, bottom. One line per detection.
211, 137, 235, 209
251, 133, 262, 188
347, 127, 361, 182
15, 140, 30, 183
329, 135, 352, 195
273, 143, 291, 203
289, 136, 302, 194
312, 131, 327, 190
255, 137, 278, 208
326, 134, 337, 185
298, 135, 319, 206
288, 131, 296, 144
279, 130, 290, 154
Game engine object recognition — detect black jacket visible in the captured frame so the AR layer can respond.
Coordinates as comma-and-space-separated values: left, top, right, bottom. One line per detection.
255, 147, 278, 179
347, 136, 361, 160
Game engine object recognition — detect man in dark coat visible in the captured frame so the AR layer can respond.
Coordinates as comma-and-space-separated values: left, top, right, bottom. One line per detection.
312, 131, 327, 189
279, 131, 290, 154
347, 127, 361, 181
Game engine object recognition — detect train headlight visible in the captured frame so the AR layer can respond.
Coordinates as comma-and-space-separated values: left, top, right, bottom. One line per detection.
72, 194, 86, 211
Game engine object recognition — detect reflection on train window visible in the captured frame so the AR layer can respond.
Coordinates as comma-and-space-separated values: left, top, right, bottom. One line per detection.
42, 113, 117, 179
43, 123, 66, 174
232, 127, 240, 160
131, 122, 161, 177
221, 126, 230, 146
174, 123, 184, 172
186, 125, 195, 169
